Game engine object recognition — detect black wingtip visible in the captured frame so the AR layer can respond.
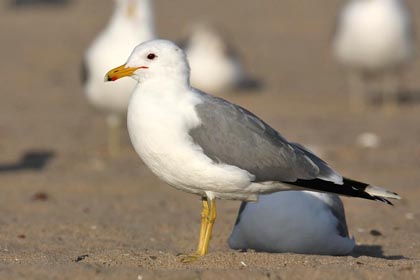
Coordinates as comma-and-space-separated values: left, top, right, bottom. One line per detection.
375, 196, 393, 206
288, 178, 398, 205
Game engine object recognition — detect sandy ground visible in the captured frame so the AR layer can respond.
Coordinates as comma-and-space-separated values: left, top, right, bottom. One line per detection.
1, 0, 420, 279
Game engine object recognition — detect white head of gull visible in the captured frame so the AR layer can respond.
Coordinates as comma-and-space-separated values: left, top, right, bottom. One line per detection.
105, 39, 400, 262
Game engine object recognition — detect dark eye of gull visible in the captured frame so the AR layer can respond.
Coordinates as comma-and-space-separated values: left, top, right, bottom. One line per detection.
147, 53, 157, 60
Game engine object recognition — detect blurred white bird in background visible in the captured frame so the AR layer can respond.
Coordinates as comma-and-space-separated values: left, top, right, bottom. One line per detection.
229, 191, 355, 256
183, 22, 260, 94
82, 0, 154, 156
333, 0, 414, 112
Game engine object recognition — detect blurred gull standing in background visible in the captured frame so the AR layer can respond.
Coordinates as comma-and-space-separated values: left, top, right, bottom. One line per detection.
333, 0, 414, 112
184, 22, 259, 94
82, 0, 155, 156
229, 191, 355, 255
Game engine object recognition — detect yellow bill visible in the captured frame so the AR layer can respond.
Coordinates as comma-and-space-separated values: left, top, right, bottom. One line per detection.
104, 64, 146, 82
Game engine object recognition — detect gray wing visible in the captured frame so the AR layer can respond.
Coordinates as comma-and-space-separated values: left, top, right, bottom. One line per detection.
189, 91, 342, 183
291, 143, 342, 184
326, 194, 350, 238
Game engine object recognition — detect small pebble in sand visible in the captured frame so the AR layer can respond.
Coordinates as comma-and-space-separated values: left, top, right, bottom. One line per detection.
369, 229, 383, 236
31, 191, 49, 201
405, 212, 415, 220
137, 275, 143, 280
356, 132, 380, 148
74, 254, 89, 262
240, 261, 247, 267
357, 228, 365, 233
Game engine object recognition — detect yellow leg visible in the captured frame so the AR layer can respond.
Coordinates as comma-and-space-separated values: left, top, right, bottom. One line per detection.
199, 198, 216, 255
196, 198, 209, 253
180, 197, 216, 263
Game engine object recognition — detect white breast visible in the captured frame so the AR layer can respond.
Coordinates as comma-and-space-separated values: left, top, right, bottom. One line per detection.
127, 86, 254, 197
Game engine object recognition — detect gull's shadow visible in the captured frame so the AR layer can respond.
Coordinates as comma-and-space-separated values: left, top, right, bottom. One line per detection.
10, 0, 70, 7
236, 78, 264, 94
369, 89, 420, 106
398, 90, 420, 105
0, 150, 55, 173
351, 245, 406, 260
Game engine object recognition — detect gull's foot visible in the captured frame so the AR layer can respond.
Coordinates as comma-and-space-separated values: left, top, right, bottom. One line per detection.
179, 252, 202, 263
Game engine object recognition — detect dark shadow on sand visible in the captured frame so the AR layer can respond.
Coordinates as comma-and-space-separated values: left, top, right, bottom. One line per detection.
369, 89, 420, 106
237, 78, 264, 93
0, 150, 55, 173
351, 245, 406, 260
398, 90, 420, 105
10, 0, 70, 8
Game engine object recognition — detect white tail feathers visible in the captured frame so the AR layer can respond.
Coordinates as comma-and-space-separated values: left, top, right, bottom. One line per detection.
366, 185, 401, 200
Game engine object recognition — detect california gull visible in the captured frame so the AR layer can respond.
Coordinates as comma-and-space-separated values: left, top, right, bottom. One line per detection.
105, 39, 400, 262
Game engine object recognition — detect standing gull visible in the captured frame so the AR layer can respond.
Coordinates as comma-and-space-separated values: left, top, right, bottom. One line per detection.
333, 0, 414, 112
105, 39, 400, 262
83, 0, 154, 156
229, 191, 355, 255
184, 22, 257, 93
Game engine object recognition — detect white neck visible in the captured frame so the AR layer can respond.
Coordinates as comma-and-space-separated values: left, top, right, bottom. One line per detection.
136, 76, 191, 100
